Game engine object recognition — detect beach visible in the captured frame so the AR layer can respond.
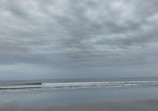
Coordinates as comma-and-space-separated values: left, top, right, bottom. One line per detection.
44, 99, 158, 111
0, 78, 158, 111
0, 99, 158, 111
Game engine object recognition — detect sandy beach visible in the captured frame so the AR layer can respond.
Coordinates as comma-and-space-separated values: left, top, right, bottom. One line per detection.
0, 99, 158, 111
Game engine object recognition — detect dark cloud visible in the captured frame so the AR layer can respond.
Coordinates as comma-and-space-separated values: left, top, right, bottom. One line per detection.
0, 0, 158, 79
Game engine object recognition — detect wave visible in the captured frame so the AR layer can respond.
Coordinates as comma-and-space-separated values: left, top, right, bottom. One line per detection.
42, 81, 158, 89
0, 80, 158, 91
0, 84, 42, 91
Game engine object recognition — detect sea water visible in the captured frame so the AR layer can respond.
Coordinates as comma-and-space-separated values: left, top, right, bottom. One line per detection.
0, 77, 158, 107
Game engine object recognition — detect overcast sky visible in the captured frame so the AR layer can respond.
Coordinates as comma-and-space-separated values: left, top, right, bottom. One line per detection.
0, 0, 158, 80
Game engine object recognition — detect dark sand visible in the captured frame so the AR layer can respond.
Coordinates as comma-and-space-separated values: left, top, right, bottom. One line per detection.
0, 99, 158, 111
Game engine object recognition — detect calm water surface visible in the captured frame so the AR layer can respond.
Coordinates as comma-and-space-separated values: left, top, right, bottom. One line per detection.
0, 87, 158, 107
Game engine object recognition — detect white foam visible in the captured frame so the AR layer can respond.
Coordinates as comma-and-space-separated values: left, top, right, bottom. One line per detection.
1, 80, 158, 91
42, 81, 158, 89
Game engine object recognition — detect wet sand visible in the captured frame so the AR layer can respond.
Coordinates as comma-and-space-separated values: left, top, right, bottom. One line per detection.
0, 99, 158, 111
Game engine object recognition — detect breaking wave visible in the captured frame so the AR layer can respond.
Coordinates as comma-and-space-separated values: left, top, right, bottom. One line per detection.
1, 80, 158, 91
42, 81, 158, 89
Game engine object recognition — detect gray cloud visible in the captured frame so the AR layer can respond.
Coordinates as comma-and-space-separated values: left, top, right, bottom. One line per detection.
0, 0, 158, 79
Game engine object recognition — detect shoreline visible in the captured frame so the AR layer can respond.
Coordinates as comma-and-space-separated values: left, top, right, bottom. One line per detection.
52, 99, 158, 111
1, 99, 158, 111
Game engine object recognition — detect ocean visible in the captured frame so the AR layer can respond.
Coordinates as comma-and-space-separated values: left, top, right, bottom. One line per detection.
0, 77, 158, 108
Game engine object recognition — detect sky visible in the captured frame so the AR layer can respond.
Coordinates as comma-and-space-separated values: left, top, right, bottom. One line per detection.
0, 0, 158, 80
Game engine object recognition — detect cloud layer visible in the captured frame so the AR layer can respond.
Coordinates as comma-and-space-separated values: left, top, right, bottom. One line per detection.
0, 0, 158, 79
